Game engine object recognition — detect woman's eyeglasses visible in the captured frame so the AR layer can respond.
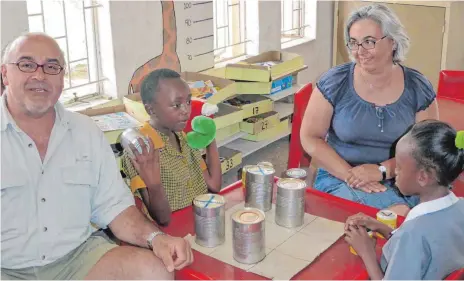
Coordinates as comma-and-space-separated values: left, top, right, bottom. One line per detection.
346, 35, 387, 51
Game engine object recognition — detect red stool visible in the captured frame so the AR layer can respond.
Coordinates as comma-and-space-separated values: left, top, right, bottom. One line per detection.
287, 83, 313, 169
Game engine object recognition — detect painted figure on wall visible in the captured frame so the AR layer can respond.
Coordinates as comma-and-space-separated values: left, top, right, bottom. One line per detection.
128, 0, 181, 94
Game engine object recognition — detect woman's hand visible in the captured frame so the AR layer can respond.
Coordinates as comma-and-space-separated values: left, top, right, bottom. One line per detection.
352, 181, 387, 193
345, 164, 383, 188
344, 225, 376, 259
129, 137, 160, 186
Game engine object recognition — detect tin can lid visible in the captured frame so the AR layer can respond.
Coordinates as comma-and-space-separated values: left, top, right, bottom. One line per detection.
242, 165, 255, 171
277, 178, 306, 190
193, 194, 225, 208
286, 168, 307, 178
232, 208, 265, 224
377, 209, 398, 219
257, 161, 273, 168
247, 165, 275, 176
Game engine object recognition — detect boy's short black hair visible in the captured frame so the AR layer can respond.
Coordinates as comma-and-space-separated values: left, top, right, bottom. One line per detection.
407, 119, 464, 186
140, 68, 181, 104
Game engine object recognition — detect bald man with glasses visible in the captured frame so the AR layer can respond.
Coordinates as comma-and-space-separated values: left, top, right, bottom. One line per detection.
1, 32, 193, 280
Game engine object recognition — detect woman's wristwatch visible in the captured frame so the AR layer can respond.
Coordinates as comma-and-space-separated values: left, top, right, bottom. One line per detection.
377, 164, 387, 181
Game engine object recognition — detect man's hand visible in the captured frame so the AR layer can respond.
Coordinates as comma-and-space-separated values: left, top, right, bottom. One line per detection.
344, 225, 376, 259
345, 164, 383, 188
129, 137, 160, 186
151, 234, 194, 272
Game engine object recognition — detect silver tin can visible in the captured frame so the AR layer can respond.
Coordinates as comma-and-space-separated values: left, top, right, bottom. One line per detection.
119, 128, 150, 159
275, 178, 306, 228
285, 168, 307, 181
232, 208, 266, 264
193, 194, 226, 248
245, 165, 275, 212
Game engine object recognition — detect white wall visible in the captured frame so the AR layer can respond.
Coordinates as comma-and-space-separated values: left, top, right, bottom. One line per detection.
1, 1, 29, 53
256, 1, 334, 84
286, 1, 334, 84
0, 0, 334, 96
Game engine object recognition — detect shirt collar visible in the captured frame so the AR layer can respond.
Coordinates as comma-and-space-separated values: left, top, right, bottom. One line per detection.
1, 92, 20, 132
139, 122, 165, 149
0, 92, 70, 132
391, 192, 460, 235
404, 192, 460, 223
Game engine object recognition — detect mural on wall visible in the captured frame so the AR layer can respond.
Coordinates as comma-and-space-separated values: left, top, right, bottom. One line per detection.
128, 0, 181, 95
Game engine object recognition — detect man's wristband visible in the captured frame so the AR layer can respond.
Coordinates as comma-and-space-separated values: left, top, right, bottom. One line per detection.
146, 231, 165, 250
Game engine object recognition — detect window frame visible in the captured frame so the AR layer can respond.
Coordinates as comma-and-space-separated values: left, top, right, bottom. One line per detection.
213, 0, 249, 64
26, 0, 106, 104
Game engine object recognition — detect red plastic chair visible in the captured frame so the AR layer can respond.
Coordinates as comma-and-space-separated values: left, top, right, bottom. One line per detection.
287, 83, 313, 169
445, 268, 464, 280
437, 70, 464, 104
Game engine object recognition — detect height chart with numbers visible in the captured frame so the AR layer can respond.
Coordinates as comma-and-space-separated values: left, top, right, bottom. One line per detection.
128, 0, 214, 94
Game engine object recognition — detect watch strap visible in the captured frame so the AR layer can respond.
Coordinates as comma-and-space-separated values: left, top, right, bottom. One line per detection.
377, 163, 387, 181
147, 231, 165, 250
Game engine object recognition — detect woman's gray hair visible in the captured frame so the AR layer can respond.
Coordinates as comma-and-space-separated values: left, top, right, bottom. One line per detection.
344, 4, 410, 63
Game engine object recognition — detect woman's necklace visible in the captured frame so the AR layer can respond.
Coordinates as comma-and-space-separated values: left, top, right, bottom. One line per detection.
359, 68, 394, 90
357, 66, 397, 133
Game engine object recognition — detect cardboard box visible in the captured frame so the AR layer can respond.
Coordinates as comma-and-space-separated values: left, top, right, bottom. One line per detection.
224, 94, 273, 119
225, 51, 305, 82
78, 104, 142, 144
213, 103, 244, 130
182, 71, 236, 104
123, 72, 236, 121
218, 147, 242, 174
201, 67, 227, 79
124, 93, 243, 131
235, 75, 293, 95
123, 93, 150, 123
240, 111, 280, 135
216, 122, 240, 143
241, 119, 289, 142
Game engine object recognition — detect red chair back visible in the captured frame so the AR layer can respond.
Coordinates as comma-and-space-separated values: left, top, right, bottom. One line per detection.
445, 268, 464, 280
287, 83, 313, 169
437, 70, 464, 103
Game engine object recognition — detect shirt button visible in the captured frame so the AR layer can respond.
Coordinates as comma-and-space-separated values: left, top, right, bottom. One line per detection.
41, 255, 46, 260
28, 143, 33, 148
43, 227, 48, 232
41, 198, 46, 203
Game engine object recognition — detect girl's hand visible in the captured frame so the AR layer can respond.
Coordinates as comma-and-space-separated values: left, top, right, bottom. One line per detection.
345, 213, 384, 232
344, 225, 376, 259
129, 137, 160, 186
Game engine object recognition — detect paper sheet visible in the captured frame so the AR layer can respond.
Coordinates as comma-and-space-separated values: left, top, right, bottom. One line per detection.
90, 112, 141, 132
185, 202, 345, 280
